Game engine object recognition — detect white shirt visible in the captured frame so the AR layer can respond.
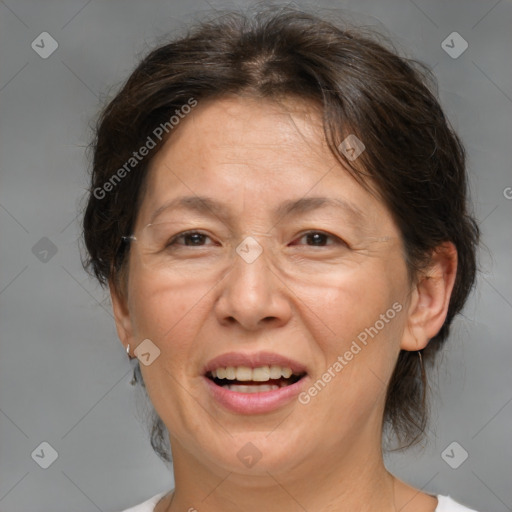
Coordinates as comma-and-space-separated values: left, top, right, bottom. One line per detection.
119, 491, 480, 511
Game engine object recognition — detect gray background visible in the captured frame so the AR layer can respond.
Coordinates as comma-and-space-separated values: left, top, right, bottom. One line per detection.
1, 0, 511, 511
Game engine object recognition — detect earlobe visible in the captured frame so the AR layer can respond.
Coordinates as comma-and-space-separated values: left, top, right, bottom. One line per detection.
401, 242, 458, 351
109, 280, 135, 351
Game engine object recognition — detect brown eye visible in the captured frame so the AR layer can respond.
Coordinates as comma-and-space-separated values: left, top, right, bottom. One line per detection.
167, 231, 213, 247
304, 232, 330, 246
292, 231, 345, 247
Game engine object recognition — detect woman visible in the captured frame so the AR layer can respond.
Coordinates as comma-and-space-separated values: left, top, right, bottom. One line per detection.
82, 6, 480, 511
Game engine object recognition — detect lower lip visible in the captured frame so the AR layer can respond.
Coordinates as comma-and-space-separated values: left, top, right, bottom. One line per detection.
203, 375, 308, 414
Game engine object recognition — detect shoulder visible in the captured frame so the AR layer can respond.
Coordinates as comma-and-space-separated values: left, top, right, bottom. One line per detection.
436, 495, 480, 512
118, 491, 168, 512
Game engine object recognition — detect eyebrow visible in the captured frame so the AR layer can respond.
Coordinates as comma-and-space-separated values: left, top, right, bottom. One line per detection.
149, 195, 365, 225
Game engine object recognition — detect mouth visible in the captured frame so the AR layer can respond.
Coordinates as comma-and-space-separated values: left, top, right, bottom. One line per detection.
206, 365, 307, 393
202, 352, 309, 413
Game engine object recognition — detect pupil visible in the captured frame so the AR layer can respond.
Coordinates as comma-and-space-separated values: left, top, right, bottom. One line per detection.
308, 233, 326, 246
187, 233, 204, 245
179, 233, 328, 246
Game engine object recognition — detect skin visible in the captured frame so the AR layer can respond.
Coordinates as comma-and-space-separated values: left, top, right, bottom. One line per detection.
111, 95, 457, 512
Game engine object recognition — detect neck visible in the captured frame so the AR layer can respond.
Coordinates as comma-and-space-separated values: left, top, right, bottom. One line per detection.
164, 431, 398, 512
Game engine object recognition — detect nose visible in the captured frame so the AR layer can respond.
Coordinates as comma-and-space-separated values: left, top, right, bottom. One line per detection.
214, 239, 293, 331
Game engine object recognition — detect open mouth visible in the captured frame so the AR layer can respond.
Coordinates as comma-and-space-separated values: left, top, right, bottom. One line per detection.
206, 366, 306, 393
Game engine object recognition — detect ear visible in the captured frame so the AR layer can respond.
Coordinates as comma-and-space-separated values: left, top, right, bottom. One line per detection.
109, 280, 135, 354
401, 242, 458, 351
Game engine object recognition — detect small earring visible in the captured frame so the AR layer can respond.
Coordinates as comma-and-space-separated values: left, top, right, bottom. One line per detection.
126, 344, 130, 355
130, 366, 138, 386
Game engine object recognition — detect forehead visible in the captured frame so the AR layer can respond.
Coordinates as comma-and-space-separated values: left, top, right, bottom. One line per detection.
155, 94, 327, 168
136, 95, 394, 233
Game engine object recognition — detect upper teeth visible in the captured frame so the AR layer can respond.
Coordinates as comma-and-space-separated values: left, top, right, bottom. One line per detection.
210, 366, 294, 381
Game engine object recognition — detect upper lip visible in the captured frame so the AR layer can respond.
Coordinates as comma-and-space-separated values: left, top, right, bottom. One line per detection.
203, 351, 308, 376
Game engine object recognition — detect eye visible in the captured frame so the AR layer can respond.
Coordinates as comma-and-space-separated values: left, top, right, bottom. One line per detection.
164, 230, 345, 249
166, 230, 216, 248
291, 231, 346, 247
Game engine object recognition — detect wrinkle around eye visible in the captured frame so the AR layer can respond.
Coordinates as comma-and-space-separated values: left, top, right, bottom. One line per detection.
161, 228, 355, 254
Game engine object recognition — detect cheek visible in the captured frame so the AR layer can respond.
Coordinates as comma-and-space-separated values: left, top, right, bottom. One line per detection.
126, 270, 214, 425
308, 282, 405, 378
292, 251, 408, 342
295, 257, 408, 412
127, 264, 212, 342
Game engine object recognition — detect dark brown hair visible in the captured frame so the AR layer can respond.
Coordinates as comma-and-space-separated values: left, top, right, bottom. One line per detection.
82, 5, 479, 463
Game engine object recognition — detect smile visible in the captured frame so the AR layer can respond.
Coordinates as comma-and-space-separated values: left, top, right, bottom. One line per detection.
204, 365, 308, 414
206, 365, 305, 392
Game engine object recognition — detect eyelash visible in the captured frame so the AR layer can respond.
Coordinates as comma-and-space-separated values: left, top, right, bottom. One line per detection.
167, 230, 346, 248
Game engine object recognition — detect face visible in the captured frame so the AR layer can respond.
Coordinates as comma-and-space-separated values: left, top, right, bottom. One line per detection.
112, 95, 440, 482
